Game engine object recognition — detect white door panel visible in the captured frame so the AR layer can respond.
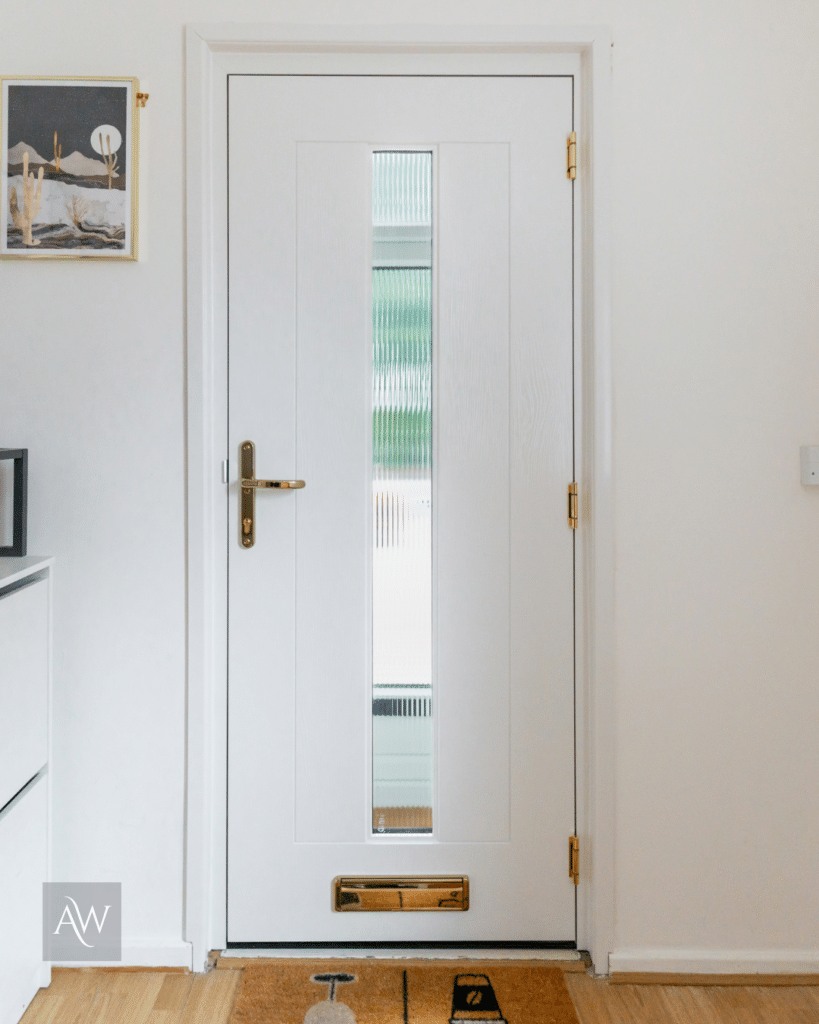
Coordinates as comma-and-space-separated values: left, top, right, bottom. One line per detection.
295, 142, 370, 844
228, 74, 575, 943
436, 143, 511, 843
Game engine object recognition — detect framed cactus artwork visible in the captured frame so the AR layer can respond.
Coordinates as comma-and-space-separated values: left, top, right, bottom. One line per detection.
0, 76, 140, 259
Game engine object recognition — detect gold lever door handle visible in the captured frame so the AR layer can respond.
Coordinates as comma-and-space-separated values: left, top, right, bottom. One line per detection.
239, 441, 304, 548
241, 478, 305, 490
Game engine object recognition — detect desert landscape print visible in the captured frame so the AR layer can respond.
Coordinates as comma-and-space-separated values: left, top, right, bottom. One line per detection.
3, 80, 133, 254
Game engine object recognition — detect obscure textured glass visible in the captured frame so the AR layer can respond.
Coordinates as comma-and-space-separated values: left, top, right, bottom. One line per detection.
372, 151, 432, 226
372, 152, 433, 834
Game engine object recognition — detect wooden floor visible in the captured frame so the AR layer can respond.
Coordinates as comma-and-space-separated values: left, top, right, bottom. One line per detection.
19, 969, 240, 1024
564, 973, 819, 1023
18, 966, 819, 1024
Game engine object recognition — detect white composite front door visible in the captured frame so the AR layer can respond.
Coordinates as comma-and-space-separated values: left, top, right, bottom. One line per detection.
227, 73, 576, 945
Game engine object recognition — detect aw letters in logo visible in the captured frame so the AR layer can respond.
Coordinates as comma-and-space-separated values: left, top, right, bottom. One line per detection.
43, 883, 121, 961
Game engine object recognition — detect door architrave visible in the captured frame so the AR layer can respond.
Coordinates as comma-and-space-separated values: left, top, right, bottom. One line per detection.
184, 21, 614, 974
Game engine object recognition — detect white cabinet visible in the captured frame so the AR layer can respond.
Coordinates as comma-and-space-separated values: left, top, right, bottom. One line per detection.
0, 557, 53, 1024
0, 576, 48, 808
0, 777, 48, 1024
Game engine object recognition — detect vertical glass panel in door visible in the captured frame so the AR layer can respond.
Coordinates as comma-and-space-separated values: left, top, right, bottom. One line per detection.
372, 152, 433, 834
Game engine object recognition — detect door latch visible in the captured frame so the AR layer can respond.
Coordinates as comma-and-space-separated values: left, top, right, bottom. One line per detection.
239, 440, 305, 548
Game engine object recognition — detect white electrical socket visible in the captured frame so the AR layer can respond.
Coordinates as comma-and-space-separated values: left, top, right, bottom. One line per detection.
800, 446, 819, 485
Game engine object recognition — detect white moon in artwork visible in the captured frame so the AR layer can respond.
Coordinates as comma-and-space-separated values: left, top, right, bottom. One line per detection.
90, 125, 122, 155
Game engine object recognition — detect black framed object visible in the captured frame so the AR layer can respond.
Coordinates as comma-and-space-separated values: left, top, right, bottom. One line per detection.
0, 448, 27, 556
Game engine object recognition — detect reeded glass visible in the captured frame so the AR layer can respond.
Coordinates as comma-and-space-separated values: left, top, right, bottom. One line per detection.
372, 152, 433, 834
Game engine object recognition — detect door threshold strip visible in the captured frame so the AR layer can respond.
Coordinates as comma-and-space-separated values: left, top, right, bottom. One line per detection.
220, 947, 583, 961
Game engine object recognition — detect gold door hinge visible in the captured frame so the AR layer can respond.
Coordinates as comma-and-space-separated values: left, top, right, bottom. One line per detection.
136, 93, 149, 108
567, 131, 577, 179
569, 835, 579, 885
568, 482, 578, 529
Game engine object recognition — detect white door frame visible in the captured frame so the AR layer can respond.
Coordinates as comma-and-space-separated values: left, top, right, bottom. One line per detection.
184, 22, 614, 974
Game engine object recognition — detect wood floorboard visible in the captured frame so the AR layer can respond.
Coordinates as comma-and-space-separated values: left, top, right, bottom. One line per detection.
20, 972, 102, 1024
176, 972, 240, 1024
17, 967, 819, 1024
147, 975, 194, 1019
17, 992, 64, 1024
565, 972, 819, 1024
82, 988, 126, 1024
89, 973, 165, 1024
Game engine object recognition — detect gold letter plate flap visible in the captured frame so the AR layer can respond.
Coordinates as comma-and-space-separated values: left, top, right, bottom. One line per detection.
334, 876, 469, 912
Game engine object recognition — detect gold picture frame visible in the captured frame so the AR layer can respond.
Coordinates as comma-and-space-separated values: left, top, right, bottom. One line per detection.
1, 76, 140, 260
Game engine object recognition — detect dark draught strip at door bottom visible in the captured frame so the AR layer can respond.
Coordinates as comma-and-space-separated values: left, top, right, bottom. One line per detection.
373, 806, 433, 833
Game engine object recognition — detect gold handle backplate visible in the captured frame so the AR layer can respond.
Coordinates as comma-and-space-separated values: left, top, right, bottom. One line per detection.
239, 440, 305, 548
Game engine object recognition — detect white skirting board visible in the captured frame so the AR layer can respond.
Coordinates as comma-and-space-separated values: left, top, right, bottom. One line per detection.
52, 939, 193, 970
609, 949, 819, 975
1, 962, 50, 1024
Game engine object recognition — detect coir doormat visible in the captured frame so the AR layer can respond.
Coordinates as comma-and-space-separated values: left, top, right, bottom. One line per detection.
230, 961, 580, 1024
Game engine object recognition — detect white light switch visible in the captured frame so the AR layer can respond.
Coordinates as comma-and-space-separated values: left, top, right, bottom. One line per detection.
800, 446, 819, 485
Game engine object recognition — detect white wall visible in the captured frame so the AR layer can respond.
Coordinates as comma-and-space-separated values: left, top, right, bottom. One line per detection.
609, 2, 819, 969
2, 0, 819, 972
